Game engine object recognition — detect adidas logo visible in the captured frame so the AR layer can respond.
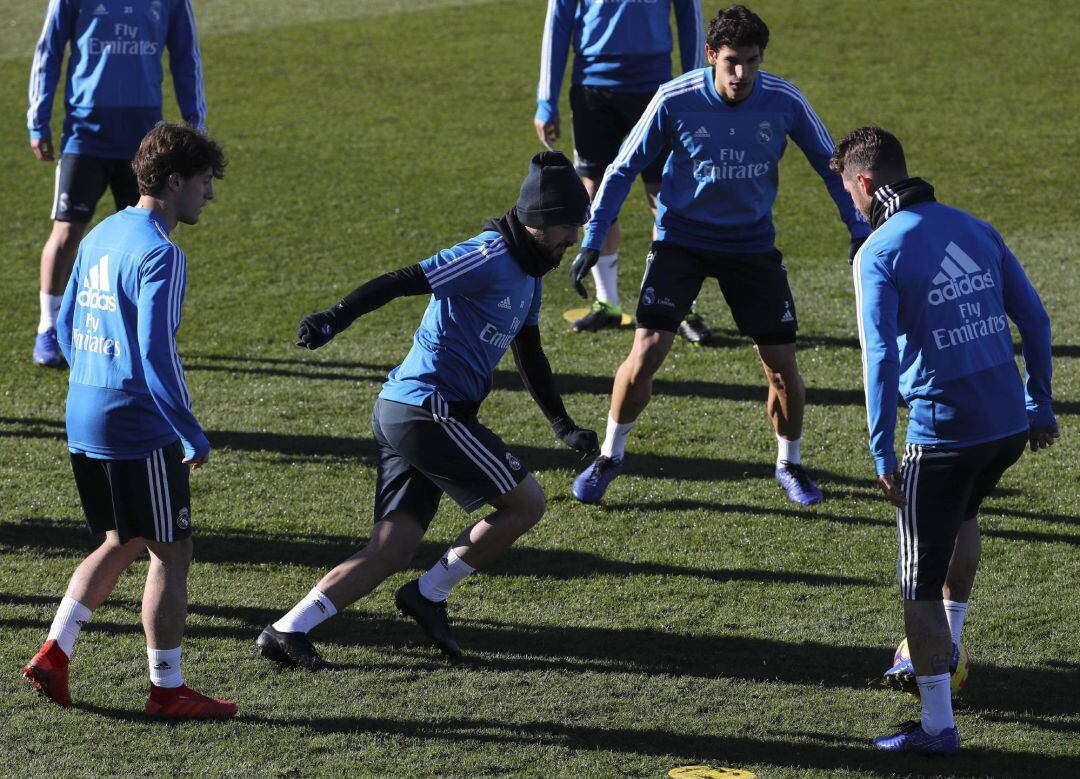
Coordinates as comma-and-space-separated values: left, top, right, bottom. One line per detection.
780, 310, 794, 323
927, 242, 994, 306
692, 125, 710, 139
153, 661, 171, 670
77, 254, 118, 312
498, 297, 512, 310
93, 3, 108, 15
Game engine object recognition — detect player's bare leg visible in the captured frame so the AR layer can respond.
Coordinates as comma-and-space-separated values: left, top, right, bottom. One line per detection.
572, 176, 623, 332
23, 531, 143, 705
902, 598, 956, 738
941, 516, 980, 646
314, 512, 427, 609
397, 477, 547, 659
573, 329, 674, 504
34, 220, 87, 366
757, 342, 821, 504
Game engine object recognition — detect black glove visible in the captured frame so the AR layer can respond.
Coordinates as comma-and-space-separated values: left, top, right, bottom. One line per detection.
296, 309, 341, 350
569, 248, 599, 299
848, 235, 867, 265
552, 418, 599, 456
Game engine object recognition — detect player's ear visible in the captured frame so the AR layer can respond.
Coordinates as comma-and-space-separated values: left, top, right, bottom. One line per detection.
705, 45, 717, 65
166, 171, 183, 193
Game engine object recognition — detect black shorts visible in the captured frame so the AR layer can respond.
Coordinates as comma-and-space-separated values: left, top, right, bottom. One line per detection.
897, 432, 1027, 600
570, 84, 667, 184
370, 395, 530, 529
70, 442, 192, 544
636, 241, 797, 343
52, 154, 140, 222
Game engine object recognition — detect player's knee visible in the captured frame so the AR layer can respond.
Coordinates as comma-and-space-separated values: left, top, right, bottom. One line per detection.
507, 478, 545, 529
147, 537, 193, 573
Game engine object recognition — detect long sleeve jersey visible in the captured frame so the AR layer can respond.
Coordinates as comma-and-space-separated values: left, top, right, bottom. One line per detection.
853, 201, 1054, 476
583, 69, 870, 253
57, 207, 209, 461
536, 0, 704, 123
27, 0, 206, 159
380, 232, 543, 408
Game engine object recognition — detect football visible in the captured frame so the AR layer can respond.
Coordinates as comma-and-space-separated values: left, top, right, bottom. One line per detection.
892, 637, 972, 696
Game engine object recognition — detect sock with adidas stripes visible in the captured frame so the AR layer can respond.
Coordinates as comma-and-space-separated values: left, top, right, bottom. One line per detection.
148, 646, 183, 688
419, 548, 475, 602
47, 596, 92, 657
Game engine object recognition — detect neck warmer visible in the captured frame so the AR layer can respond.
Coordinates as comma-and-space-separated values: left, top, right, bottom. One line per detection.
870, 177, 936, 229
483, 209, 558, 277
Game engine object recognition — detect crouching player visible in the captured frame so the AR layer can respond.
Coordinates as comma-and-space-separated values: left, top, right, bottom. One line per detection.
23, 123, 235, 719
835, 126, 1058, 753
258, 151, 598, 667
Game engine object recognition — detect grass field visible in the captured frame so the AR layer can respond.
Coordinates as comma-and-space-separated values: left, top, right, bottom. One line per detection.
1, 1, 1078, 776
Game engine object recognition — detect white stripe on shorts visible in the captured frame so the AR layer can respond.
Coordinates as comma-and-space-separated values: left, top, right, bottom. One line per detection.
432, 395, 516, 495
146, 455, 164, 541
156, 448, 174, 542
898, 443, 923, 599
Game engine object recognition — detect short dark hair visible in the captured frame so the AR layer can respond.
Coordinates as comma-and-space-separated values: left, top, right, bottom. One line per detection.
706, 5, 769, 52
829, 125, 908, 179
132, 121, 226, 196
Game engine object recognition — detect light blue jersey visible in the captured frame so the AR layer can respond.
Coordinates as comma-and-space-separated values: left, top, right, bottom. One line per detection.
854, 201, 1053, 476
28, 0, 205, 159
536, 0, 704, 123
583, 69, 870, 253
380, 232, 543, 407
56, 207, 208, 460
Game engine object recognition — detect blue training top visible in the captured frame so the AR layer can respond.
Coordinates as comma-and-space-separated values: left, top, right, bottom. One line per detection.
854, 200, 1054, 476
380, 231, 543, 408
27, 0, 206, 159
57, 207, 208, 461
536, 0, 705, 124
583, 68, 870, 253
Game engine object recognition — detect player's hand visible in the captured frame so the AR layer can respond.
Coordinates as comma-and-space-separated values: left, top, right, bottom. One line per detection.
534, 117, 559, 150
555, 424, 600, 457
296, 309, 338, 350
183, 453, 210, 470
848, 235, 867, 265
31, 137, 54, 161
1028, 421, 1060, 452
878, 472, 904, 508
569, 248, 599, 298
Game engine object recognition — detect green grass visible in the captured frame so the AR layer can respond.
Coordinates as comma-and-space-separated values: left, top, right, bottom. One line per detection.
1, 1, 1078, 776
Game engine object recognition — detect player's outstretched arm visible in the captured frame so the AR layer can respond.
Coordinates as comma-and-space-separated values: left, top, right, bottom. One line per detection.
296, 263, 431, 349
511, 325, 598, 456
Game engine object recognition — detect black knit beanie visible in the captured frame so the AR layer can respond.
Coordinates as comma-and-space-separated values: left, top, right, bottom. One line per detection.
514, 151, 591, 228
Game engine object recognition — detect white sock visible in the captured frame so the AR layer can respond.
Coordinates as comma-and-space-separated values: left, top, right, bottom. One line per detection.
777, 434, 802, 466
591, 253, 620, 308
418, 549, 475, 603
148, 646, 183, 688
600, 414, 635, 460
47, 596, 92, 658
916, 673, 954, 735
273, 587, 338, 634
943, 600, 968, 645
38, 292, 63, 333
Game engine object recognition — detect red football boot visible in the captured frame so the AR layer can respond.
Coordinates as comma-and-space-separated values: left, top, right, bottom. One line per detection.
23, 639, 72, 706
145, 684, 237, 719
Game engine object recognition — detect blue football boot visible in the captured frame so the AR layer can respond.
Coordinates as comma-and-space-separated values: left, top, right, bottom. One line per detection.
884, 642, 960, 695
874, 720, 959, 755
571, 455, 623, 504
775, 461, 823, 505
33, 327, 65, 368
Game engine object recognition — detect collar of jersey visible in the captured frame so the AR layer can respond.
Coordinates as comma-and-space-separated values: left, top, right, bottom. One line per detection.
124, 206, 171, 236
704, 67, 760, 109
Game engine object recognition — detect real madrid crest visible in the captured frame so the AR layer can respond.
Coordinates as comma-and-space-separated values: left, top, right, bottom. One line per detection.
756, 120, 773, 145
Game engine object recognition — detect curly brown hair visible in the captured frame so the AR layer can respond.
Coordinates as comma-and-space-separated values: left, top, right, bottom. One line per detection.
706, 6, 769, 52
132, 122, 226, 196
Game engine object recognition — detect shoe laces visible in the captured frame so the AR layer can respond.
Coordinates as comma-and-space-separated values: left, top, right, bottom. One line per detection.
893, 720, 922, 734
587, 456, 619, 483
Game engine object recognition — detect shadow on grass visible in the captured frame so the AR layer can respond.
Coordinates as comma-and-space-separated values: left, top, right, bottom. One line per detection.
0, 517, 872, 586
4, 592, 1077, 720
620, 500, 1080, 547
70, 701, 1080, 778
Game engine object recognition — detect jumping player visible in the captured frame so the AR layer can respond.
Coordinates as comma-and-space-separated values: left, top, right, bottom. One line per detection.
835, 126, 1057, 754
257, 152, 598, 667
570, 6, 869, 506
536, 0, 710, 339
28, 0, 206, 368
22, 123, 234, 719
